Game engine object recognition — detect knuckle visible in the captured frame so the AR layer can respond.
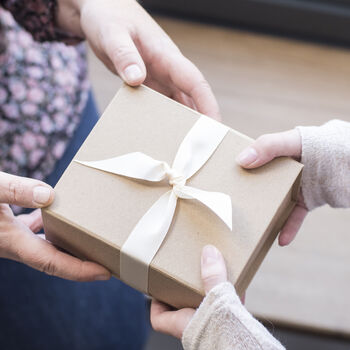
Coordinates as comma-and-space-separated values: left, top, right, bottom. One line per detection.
74, 262, 87, 282
0, 203, 13, 217
197, 78, 211, 91
147, 38, 180, 66
202, 273, 220, 287
7, 179, 25, 204
256, 134, 270, 146
37, 251, 58, 277
190, 77, 211, 97
150, 316, 159, 331
0, 230, 13, 254
9, 237, 28, 264
40, 258, 57, 276
153, 37, 179, 56
255, 134, 275, 157
152, 323, 162, 333
149, 42, 165, 59
109, 44, 134, 64
0, 218, 22, 259
150, 312, 162, 332
100, 23, 119, 43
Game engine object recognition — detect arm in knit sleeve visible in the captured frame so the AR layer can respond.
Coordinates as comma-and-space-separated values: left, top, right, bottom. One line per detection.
182, 120, 350, 349
296, 120, 350, 210
182, 282, 285, 350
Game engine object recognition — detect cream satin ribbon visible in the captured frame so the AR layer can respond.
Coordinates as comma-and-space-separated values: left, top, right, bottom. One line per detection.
75, 116, 232, 293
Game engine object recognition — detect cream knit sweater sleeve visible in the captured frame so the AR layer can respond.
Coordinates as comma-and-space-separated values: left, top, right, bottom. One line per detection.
297, 119, 350, 210
182, 120, 350, 350
182, 282, 285, 350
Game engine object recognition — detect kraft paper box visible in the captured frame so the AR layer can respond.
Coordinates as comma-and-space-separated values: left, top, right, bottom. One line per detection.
42, 84, 302, 309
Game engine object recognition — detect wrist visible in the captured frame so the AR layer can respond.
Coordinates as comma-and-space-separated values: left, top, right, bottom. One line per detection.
56, 0, 85, 38
296, 120, 350, 210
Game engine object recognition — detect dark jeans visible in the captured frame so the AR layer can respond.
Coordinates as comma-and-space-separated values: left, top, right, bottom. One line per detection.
0, 93, 149, 350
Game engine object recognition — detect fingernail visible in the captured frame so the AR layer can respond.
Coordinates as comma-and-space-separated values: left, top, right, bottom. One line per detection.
123, 64, 143, 83
33, 186, 51, 205
202, 245, 219, 266
236, 147, 258, 166
95, 274, 110, 281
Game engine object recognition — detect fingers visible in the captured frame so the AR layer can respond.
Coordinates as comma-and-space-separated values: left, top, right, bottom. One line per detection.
0, 172, 54, 208
150, 246, 228, 339
168, 55, 220, 120
17, 209, 43, 233
172, 90, 196, 110
102, 26, 146, 86
151, 245, 228, 339
236, 129, 302, 169
279, 204, 308, 246
150, 299, 195, 339
5, 224, 110, 281
235, 130, 306, 245
201, 245, 227, 294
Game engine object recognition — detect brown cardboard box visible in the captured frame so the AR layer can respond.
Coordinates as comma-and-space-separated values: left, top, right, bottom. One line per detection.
42, 84, 302, 309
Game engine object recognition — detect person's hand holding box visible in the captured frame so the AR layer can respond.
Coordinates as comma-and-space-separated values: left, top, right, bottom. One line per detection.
237, 120, 350, 245
57, 0, 220, 119
151, 245, 285, 349
151, 119, 350, 350
0, 172, 110, 281
236, 129, 306, 246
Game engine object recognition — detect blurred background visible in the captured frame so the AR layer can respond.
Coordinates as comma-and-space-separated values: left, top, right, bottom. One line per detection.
88, 1, 350, 349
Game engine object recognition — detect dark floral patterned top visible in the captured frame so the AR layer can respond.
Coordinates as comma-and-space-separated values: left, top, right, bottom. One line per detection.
0, 0, 89, 181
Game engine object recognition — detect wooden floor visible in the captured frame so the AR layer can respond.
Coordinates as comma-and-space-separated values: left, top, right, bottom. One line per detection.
88, 16, 350, 337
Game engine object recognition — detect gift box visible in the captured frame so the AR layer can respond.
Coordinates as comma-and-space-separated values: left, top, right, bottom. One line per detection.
42, 84, 302, 309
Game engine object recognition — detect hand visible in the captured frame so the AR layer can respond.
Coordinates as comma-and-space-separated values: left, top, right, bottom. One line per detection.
57, 0, 220, 119
0, 172, 111, 281
151, 245, 228, 339
236, 129, 307, 246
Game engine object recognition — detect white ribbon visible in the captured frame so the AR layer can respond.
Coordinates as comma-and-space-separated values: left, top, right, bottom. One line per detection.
75, 116, 232, 293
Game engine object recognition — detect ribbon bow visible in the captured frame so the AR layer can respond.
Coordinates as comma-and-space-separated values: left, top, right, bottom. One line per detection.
76, 116, 232, 293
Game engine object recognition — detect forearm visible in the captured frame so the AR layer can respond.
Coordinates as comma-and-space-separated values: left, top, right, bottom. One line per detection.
182, 283, 285, 350
297, 119, 350, 210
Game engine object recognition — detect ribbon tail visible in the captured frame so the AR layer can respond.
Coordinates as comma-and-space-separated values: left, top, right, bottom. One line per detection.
180, 186, 232, 230
120, 191, 178, 293
75, 152, 167, 181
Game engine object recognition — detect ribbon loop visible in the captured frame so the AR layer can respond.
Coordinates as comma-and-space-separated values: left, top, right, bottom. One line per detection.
75, 115, 232, 293
172, 116, 230, 179
76, 152, 168, 182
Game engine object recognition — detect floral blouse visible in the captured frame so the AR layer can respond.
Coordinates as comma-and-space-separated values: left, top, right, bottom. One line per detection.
0, 0, 89, 180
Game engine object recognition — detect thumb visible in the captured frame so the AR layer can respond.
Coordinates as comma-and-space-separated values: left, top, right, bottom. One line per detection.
0, 172, 54, 208
201, 245, 227, 294
7, 228, 111, 282
103, 28, 146, 86
236, 129, 301, 169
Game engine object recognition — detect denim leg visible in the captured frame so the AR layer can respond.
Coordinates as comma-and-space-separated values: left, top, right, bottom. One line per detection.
0, 92, 150, 350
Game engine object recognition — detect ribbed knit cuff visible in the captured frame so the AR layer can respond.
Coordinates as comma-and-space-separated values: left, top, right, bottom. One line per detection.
296, 119, 350, 210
